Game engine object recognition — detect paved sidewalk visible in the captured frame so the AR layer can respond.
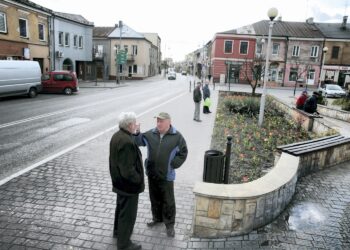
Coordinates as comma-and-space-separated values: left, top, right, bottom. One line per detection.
0, 85, 350, 249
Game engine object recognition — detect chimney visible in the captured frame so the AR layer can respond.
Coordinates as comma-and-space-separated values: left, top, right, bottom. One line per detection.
306, 17, 314, 24
341, 16, 348, 29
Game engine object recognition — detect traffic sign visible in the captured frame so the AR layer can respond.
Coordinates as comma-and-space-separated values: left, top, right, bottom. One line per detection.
116, 50, 127, 64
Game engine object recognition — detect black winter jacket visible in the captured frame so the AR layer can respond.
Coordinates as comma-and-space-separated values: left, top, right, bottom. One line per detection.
109, 128, 145, 195
193, 87, 202, 103
135, 126, 188, 181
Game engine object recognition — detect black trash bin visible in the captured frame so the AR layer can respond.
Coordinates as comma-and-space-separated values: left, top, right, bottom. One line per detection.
203, 150, 225, 183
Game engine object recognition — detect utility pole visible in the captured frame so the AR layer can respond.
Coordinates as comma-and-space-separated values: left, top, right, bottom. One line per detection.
116, 20, 123, 84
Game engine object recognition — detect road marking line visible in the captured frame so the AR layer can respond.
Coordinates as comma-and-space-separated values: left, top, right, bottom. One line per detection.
0, 91, 188, 186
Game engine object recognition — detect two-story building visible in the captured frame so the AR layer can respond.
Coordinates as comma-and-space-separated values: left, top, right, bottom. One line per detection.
0, 0, 51, 72
315, 16, 350, 87
93, 23, 161, 80
51, 11, 94, 80
253, 18, 324, 87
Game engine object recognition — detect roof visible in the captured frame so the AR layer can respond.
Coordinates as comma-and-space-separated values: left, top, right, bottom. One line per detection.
315, 23, 350, 39
93, 27, 115, 37
54, 11, 94, 26
252, 20, 323, 38
108, 24, 144, 39
11, 0, 52, 13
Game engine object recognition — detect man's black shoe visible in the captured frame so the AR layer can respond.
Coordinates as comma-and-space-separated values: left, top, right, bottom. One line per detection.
166, 227, 175, 237
118, 242, 142, 250
146, 220, 162, 227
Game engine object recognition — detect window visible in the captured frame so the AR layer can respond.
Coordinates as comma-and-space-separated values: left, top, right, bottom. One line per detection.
224, 40, 233, 53
73, 35, 78, 47
289, 68, 298, 81
240, 41, 248, 54
0, 12, 7, 33
38, 23, 45, 41
19, 18, 28, 38
132, 45, 138, 55
292, 46, 300, 57
256, 43, 262, 54
124, 45, 128, 54
133, 65, 137, 73
331, 46, 340, 59
58, 32, 63, 46
310, 46, 319, 57
64, 33, 70, 46
78, 36, 83, 48
272, 43, 279, 55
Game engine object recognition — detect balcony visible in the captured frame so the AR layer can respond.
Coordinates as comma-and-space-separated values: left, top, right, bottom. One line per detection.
127, 54, 135, 61
93, 52, 105, 60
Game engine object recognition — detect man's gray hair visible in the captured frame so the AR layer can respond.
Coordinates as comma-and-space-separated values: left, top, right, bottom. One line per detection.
118, 112, 137, 130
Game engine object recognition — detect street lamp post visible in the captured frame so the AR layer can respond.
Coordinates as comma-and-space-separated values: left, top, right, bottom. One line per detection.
258, 7, 278, 127
318, 46, 328, 89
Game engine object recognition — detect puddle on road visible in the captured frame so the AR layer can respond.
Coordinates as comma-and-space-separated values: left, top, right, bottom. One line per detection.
37, 117, 91, 134
288, 202, 328, 231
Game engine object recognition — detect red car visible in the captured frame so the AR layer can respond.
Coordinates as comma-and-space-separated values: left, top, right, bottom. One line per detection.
41, 71, 79, 95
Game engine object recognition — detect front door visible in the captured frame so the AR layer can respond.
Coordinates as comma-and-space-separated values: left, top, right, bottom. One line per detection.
128, 66, 132, 77
307, 70, 315, 85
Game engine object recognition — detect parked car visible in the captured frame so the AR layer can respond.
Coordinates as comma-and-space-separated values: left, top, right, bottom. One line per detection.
41, 71, 79, 95
168, 72, 176, 80
0, 60, 42, 98
181, 70, 187, 75
318, 84, 346, 98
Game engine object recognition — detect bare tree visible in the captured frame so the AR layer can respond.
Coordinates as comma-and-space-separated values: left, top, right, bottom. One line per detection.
242, 55, 265, 96
290, 60, 312, 96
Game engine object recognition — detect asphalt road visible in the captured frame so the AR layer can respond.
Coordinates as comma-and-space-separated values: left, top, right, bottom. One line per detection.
0, 76, 189, 182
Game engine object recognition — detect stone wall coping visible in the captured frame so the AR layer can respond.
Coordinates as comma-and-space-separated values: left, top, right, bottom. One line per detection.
318, 104, 349, 114
193, 153, 299, 199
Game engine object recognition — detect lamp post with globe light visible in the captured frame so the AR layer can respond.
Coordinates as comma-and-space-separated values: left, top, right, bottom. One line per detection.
318, 46, 328, 89
258, 7, 278, 127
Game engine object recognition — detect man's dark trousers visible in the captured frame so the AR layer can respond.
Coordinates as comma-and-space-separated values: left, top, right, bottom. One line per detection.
148, 177, 175, 228
114, 193, 139, 249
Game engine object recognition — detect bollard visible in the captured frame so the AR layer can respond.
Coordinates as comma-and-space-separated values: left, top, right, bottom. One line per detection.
224, 135, 233, 184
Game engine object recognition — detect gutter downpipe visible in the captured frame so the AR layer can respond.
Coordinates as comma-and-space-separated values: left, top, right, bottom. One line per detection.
282, 36, 289, 87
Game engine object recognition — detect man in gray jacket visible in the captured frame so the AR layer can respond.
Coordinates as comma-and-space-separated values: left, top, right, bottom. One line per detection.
135, 112, 188, 237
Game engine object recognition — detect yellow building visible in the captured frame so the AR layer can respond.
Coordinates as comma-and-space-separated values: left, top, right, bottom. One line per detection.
0, 0, 51, 72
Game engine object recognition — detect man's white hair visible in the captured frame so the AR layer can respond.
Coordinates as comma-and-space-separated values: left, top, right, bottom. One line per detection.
118, 112, 137, 130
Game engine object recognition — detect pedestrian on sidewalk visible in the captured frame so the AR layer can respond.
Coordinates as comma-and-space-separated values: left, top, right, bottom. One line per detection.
296, 90, 308, 110
109, 112, 144, 250
202, 83, 211, 114
193, 82, 202, 121
135, 112, 188, 237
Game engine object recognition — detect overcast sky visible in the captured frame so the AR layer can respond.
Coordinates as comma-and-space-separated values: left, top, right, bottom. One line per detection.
31, 0, 348, 61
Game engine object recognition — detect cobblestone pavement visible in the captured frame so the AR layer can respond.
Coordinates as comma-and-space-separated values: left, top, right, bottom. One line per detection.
0, 129, 349, 249
1, 87, 350, 249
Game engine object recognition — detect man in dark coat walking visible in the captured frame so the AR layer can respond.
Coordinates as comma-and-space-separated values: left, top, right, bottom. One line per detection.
109, 112, 144, 250
135, 112, 188, 237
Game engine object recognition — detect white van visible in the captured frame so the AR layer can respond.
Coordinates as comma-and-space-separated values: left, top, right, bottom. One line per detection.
0, 60, 42, 98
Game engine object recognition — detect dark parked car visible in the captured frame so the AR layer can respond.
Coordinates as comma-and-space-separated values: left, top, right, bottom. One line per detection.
41, 71, 79, 95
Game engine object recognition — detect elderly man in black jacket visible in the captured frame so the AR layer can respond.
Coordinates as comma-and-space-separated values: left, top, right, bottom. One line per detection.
135, 112, 188, 237
109, 112, 144, 250
193, 82, 202, 121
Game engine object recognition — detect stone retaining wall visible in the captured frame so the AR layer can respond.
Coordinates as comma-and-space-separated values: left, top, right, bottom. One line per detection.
317, 104, 350, 122
269, 96, 333, 134
192, 153, 299, 237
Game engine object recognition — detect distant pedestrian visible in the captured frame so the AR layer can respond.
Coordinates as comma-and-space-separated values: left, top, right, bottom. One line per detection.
109, 112, 144, 250
304, 91, 320, 114
296, 90, 308, 110
193, 82, 202, 122
135, 112, 188, 238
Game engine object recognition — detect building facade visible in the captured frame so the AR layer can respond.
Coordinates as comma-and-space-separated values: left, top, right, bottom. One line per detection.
51, 12, 94, 80
0, 0, 51, 72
